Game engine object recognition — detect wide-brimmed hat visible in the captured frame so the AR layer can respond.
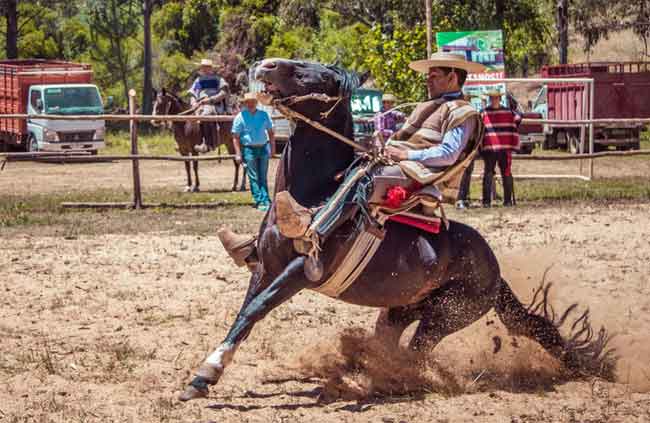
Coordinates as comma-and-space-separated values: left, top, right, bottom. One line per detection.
484, 89, 503, 97
409, 51, 486, 74
382, 93, 397, 103
242, 92, 259, 102
194, 58, 216, 68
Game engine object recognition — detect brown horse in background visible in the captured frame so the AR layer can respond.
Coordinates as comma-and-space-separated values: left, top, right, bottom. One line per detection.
152, 89, 246, 192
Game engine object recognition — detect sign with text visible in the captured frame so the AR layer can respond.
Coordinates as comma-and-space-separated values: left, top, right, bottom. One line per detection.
436, 30, 506, 109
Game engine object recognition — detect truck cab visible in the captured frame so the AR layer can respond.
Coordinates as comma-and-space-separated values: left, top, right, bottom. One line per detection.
27, 84, 105, 154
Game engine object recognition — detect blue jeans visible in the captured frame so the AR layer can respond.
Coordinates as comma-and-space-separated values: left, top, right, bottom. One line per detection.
242, 145, 270, 206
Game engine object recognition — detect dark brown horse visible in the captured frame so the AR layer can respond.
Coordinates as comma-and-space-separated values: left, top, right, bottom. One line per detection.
152, 89, 246, 192
179, 59, 614, 401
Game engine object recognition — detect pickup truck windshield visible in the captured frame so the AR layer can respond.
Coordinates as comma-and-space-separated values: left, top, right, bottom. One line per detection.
44, 87, 103, 115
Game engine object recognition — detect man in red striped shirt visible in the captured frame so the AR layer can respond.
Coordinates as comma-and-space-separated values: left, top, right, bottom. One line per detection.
481, 90, 522, 207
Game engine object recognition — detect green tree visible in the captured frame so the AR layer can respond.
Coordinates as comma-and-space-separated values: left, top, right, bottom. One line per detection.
364, 22, 428, 101
87, 0, 141, 105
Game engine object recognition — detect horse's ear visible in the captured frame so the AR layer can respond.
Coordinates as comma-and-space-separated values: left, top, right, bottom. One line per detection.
152, 88, 158, 98
161, 88, 166, 96
358, 71, 370, 87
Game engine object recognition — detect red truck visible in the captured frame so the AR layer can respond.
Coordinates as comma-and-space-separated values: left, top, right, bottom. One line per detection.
531, 62, 650, 153
0, 59, 106, 153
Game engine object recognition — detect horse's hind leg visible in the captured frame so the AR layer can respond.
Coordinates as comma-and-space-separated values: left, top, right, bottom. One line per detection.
374, 306, 421, 348
408, 276, 500, 351
232, 159, 239, 192
192, 155, 200, 192
183, 157, 193, 192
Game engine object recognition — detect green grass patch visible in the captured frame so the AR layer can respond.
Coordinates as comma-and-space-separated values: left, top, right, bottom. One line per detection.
104, 130, 178, 156
469, 176, 650, 204
2, 177, 649, 236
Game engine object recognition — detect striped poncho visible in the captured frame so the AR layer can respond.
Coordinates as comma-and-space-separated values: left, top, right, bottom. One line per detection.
481, 107, 522, 151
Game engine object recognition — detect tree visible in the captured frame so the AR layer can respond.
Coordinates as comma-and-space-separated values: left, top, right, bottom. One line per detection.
142, 0, 155, 114
2, 0, 18, 58
557, 0, 568, 64
573, 0, 650, 57
87, 0, 141, 104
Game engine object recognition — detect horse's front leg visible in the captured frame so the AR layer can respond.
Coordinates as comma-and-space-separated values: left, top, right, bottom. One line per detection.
179, 256, 308, 401
240, 164, 248, 191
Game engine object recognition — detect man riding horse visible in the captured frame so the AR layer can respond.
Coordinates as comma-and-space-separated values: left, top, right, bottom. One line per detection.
189, 59, 230, 153
220, 52, 485, 275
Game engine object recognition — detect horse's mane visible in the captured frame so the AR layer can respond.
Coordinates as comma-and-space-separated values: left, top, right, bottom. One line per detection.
324, 64, 365, 98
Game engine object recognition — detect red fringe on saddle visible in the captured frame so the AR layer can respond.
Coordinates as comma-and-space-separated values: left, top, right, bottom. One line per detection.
388, 214, 441, 234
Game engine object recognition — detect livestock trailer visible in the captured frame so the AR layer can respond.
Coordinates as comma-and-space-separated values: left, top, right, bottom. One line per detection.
0, 59, 105, 153
533, 62, 650, 153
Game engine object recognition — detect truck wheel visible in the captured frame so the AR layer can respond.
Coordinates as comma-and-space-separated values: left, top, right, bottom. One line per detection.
89, 149, 98, 156
26, 135, 38, 153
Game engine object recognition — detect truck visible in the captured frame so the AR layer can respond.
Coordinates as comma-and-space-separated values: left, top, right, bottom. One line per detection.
0, 59, 106, 153
532, 62, 650, 153
350, 88, 383, 143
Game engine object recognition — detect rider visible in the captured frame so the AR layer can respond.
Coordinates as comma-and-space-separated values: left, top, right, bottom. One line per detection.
188, 59, 229, 153
219, 52, 485, 274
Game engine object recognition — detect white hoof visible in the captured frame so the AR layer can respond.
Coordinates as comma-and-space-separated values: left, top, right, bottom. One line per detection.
184, 186, 192, 192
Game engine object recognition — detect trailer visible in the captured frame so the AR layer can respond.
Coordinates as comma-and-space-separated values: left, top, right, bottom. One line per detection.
533, 62, 650, 153
0, 59, 105, 153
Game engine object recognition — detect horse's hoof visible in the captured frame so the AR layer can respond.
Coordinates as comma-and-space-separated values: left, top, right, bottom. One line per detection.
192, 186, 201, 193
178, 385, 208, 402
184, 186, 192, 193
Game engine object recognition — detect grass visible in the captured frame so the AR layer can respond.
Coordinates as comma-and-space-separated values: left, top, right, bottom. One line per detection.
103, 129, 233, 156
104, 129, 178, 156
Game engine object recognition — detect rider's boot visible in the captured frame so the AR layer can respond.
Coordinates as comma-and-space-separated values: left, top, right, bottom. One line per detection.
194, 124, 211, 153
217, 228, 256, 267
503, 175, 515, 206
275, 191, 312, 238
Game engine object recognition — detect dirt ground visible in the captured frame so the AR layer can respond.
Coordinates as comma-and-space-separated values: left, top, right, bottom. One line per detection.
2, 178, 650, 422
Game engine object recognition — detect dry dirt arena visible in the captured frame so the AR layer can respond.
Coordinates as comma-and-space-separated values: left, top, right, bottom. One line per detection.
1, 160, 650, 422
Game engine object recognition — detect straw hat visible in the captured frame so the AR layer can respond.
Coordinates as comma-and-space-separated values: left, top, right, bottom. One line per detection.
409, 51, 486, 74
382, 93, 397, 103
242, 92, 259, 102
484, 90, 502, 97
194, 58, 216, 68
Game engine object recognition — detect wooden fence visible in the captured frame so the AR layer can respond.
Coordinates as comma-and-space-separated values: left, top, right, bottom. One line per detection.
2, 90, 650, 209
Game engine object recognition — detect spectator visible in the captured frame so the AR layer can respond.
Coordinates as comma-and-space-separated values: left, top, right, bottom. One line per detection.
232, 92, 276, 212
374, 93, 405, 143
480, 90, 522, 207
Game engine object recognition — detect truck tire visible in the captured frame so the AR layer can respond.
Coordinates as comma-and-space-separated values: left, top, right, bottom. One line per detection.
26, 135, 38, 153
543, 131, 558, 150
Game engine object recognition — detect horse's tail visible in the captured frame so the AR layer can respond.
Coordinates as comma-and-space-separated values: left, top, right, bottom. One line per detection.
494, 277, 617, 380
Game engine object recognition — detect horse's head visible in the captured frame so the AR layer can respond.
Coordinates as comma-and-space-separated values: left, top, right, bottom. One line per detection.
254, 58, 368, 119
151, 88, 181, 128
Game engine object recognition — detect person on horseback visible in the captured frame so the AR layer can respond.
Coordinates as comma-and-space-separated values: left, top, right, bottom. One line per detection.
219, 52, 485, 275
189, 59, 230, 153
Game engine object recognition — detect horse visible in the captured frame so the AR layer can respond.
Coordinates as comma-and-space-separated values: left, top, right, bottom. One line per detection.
151, 89, 247, 192
179, 59, 614, 401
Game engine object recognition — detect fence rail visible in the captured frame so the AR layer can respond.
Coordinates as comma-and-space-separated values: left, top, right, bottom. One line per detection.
2, 86, 650, 209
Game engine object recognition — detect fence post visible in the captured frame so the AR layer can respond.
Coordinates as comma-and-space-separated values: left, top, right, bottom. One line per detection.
129, 89, 143, 209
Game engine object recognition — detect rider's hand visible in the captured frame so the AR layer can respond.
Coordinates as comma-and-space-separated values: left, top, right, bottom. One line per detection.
385, 146, 408, 162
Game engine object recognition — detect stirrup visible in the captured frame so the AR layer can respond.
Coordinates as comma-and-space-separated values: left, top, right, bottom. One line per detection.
275, 191, 312, 239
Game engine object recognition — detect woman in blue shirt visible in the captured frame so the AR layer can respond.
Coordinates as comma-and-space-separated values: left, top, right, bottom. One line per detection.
232, 92, 276, 211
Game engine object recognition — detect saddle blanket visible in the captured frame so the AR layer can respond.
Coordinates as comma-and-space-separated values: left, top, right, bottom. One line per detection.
388, 214, 441, 234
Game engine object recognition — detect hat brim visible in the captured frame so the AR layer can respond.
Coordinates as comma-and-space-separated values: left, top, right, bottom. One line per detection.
194, 62, 216, 68
409, 59, 487, 74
